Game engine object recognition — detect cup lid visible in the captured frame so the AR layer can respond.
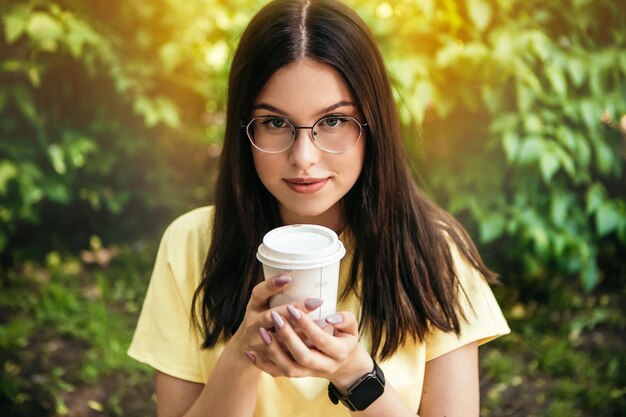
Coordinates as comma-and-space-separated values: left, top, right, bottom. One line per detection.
257, 224, 346, 269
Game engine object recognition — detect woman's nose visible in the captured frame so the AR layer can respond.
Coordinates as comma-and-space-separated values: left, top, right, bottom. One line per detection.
288, 128, 319, 169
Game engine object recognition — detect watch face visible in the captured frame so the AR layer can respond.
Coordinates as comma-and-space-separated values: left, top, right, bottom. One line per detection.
349, 376, 385, 411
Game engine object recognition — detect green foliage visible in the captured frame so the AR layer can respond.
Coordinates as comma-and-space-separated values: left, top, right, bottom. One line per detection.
358, 0, 626, 292
2, 0, 624, 289
0, 0, 232, 260
481, 291, 626, 416
0, 242, 156, 416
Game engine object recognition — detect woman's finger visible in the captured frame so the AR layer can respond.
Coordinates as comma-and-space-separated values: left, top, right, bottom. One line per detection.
288, 310, 358, 360
244, 350, 285, 378
269, 310, 339, 374
324, 312, 359, 337
261, 311, 334, 376
248, 275, 291, 310
257, 297, 325, 329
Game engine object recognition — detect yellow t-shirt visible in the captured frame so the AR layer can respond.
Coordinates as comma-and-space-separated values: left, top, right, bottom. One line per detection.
128, 206, 510, 416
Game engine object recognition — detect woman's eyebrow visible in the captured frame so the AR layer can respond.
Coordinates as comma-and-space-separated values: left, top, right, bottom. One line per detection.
252, 100, 357, 117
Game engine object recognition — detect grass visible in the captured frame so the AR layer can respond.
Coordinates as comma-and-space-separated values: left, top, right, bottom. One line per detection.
0, 240, 624, 416
480, 285, 626, 417
0, 240, 157, 416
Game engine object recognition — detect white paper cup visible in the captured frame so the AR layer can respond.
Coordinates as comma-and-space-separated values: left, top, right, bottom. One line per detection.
257, 224, 346, 319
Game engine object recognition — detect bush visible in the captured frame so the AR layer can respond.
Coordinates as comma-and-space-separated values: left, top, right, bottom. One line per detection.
1, 0, 624, 283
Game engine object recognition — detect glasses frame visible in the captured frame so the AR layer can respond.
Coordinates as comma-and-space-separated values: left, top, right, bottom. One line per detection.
241, 115, 368, 154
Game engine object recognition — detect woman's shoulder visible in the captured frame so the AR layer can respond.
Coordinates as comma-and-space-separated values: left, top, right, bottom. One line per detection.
160, 206, 214, 264
165, 206, 214, 237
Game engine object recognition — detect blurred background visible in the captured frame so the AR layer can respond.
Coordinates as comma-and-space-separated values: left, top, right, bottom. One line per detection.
0, 0, 624, 416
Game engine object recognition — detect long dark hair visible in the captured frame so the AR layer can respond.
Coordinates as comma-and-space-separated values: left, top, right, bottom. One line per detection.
191, 0, 497, 359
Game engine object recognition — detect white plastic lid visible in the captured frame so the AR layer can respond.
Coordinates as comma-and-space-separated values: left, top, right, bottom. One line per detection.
256, 224, 346, 269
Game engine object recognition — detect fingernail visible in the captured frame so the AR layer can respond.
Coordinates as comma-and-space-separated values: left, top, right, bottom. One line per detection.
271, 311, 285, 329
244, 351, 256, 363
325, 313, 343, 325
273, 275, 291, 286
259, 327, 272, 345
314, 319, 329, 329
287, 304, 302, 320
304, 298, 323, 310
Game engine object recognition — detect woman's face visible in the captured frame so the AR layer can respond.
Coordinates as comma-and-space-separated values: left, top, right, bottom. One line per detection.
250, 59, 366, 232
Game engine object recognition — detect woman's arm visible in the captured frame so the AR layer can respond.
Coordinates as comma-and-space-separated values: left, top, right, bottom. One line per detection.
418, 341, 479, 417
155, 275, 323, 417
156, 372, 204, 417
156, 342, 261, 417
250, 308, 480, 417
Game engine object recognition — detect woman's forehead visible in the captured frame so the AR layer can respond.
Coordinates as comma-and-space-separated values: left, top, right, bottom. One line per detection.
253, 59, 356, 120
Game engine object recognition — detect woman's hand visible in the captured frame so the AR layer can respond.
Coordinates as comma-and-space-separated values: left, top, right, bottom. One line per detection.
227, 275, 323, 366
249, 305, 374, 392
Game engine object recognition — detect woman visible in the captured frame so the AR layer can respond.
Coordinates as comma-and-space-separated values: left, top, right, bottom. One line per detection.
128, 0, 510, 416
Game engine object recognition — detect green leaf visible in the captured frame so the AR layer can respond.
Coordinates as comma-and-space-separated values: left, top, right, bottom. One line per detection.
528, 30, 551, 61
26, 12, 64, 52
44, 182, 70, 204
480, 213, 506, 243
64, 16, 101, 59
567, 56, 586, 87
540, 152, 560, 183
2, 5, 31, 44
481, 85, 503, 114
66, 137, 97, 168
595, 201, 620, 236
515, 79, 534, 113
501, 131, 520, 162
524, 114, 543, 134
581, 256, 599, 292
156, 98, 181, 129
549, 193, 570, 227
555, 126, 576, 152
0, 161, 18, 195
595, 142, 614, 175
530, 225, 549, 255
579, 100, 598, 132
48, 144, 66, 174
546, 66, 567, 97
585, 183, 606, 214
13, 87, 39, 126
517, 136, 544, 164
467, 0, 492, 31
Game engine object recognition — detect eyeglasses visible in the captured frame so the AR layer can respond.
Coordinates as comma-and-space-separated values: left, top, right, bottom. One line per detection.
242, 115, 367, 154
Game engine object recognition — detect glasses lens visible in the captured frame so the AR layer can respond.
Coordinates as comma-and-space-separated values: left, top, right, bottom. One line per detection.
313, 116, 362, 152
248, 117, 294, 152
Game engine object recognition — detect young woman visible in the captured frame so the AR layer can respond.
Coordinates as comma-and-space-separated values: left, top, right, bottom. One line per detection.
128, 1, 510, 416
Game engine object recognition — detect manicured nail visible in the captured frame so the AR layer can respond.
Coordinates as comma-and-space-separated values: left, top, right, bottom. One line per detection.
314, 319, 329, 329
304, 298, 323, 310
271, 311, 285, 329
287, 304, 302, 320
325, 313, 343, 325
259, 327, 272, 345
244, 351, 256, 363
273, 275, 291, 287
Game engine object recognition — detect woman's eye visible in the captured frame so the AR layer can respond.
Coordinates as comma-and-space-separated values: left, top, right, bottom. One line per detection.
263, 118, 287, 128
321, 117, 346, 127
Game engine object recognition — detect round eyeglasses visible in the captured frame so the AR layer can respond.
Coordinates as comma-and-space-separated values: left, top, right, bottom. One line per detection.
242, 115, 367, 154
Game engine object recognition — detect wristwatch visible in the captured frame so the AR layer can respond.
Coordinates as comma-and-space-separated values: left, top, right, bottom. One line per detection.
327, 357, 386, 411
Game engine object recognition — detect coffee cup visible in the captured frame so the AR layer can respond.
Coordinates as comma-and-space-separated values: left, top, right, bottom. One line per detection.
257, 224, 346, 319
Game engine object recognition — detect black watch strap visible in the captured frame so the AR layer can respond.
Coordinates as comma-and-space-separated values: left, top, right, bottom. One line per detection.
328, 357, 386, 411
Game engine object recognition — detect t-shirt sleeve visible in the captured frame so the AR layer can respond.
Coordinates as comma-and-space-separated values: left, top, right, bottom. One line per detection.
127, 208, 212, 383
424, 243, 510, 362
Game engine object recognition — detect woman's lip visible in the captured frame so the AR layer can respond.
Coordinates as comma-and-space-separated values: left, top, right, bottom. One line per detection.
283, 177, 329, 194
